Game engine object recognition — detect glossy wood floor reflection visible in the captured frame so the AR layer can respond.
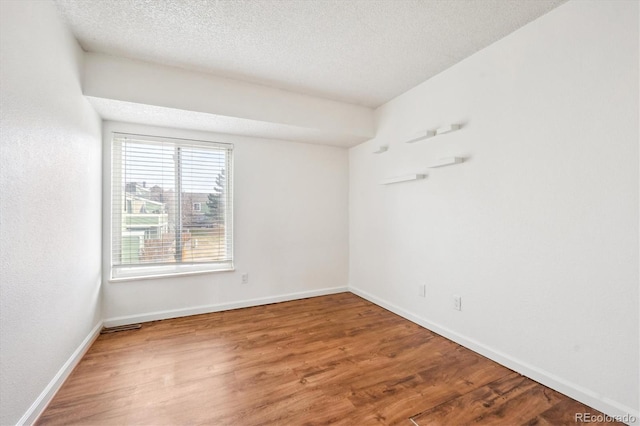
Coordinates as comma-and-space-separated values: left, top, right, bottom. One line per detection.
38, 293, 616, 425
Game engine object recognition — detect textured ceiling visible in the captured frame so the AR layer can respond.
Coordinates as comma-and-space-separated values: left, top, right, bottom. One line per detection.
54, 0, 564, 108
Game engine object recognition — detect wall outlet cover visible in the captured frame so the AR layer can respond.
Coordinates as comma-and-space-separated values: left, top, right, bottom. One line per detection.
453, 295, 462, 311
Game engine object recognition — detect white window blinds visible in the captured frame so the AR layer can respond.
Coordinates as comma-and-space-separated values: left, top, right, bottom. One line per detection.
111, 133, 233, 279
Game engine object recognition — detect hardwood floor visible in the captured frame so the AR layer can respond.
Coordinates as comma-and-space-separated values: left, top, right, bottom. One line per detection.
37, 293, 617, 425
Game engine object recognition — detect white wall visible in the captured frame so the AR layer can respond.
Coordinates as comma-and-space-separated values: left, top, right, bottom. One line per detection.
0, 1, 103, 425
349, 0, 638, 420
102, 121, 349, 324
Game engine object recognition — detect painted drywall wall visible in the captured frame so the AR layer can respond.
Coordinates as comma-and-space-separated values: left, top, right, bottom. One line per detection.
0, 1, 103, 424
102, 121, 349, 324
84, 53, 375, 146
349, 0, 638, 420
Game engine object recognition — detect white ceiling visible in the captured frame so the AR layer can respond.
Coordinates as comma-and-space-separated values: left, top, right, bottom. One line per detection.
54, 0, 565, 108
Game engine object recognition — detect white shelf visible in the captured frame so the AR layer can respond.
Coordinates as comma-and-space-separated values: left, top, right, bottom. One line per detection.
427, 157, 464, 168
405, 130, 436, 144
435, 124, 461, 135
380, 174, 426, 185
373, 146, 388, 154
405, 123, 461, 143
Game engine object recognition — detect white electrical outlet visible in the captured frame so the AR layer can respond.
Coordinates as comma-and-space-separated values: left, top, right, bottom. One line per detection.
241, 273, 249, 284
453, 295, 462, 311
418, 284, 426, 298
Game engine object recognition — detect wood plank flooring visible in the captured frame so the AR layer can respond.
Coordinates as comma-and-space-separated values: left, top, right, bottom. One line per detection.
37, 293, 617, 425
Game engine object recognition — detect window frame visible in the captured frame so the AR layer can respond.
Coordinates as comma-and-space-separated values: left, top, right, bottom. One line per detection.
109, 132, 234, 281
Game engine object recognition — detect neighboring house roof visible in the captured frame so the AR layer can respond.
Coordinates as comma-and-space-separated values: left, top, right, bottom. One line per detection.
126, 194, 164, 207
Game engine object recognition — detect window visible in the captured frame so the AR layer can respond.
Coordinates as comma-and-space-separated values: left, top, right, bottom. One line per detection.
111, 133, 233, 279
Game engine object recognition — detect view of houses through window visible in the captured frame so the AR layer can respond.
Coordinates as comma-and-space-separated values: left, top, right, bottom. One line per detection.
112, 134, 233, 277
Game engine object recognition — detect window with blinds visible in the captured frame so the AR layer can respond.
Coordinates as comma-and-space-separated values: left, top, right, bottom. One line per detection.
111, 133, 233, 279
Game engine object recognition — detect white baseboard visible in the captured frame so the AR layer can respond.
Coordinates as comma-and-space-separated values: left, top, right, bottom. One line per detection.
17, 320, 103, 426
349, 286, 639, 426
104, 286, 349, 327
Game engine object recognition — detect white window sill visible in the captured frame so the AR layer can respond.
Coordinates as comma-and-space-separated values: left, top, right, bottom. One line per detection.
110, 265, 235, 282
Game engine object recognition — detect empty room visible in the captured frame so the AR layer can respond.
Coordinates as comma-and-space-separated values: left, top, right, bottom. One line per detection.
0, 0, 638, 424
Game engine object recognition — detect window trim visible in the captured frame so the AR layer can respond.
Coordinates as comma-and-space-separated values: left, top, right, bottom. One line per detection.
109, 132, 234, 281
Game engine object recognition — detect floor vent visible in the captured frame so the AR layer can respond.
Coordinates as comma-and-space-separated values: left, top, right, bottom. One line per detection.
100, 324, 142, 334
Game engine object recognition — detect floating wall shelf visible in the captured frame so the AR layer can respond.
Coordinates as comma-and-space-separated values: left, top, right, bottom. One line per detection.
405, 124, 461, 143
405, 130, 436, 144
373, 146, 388, 154
427, 157, 464, 168
380, 174, 426, 185
436, 124, 461, 135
